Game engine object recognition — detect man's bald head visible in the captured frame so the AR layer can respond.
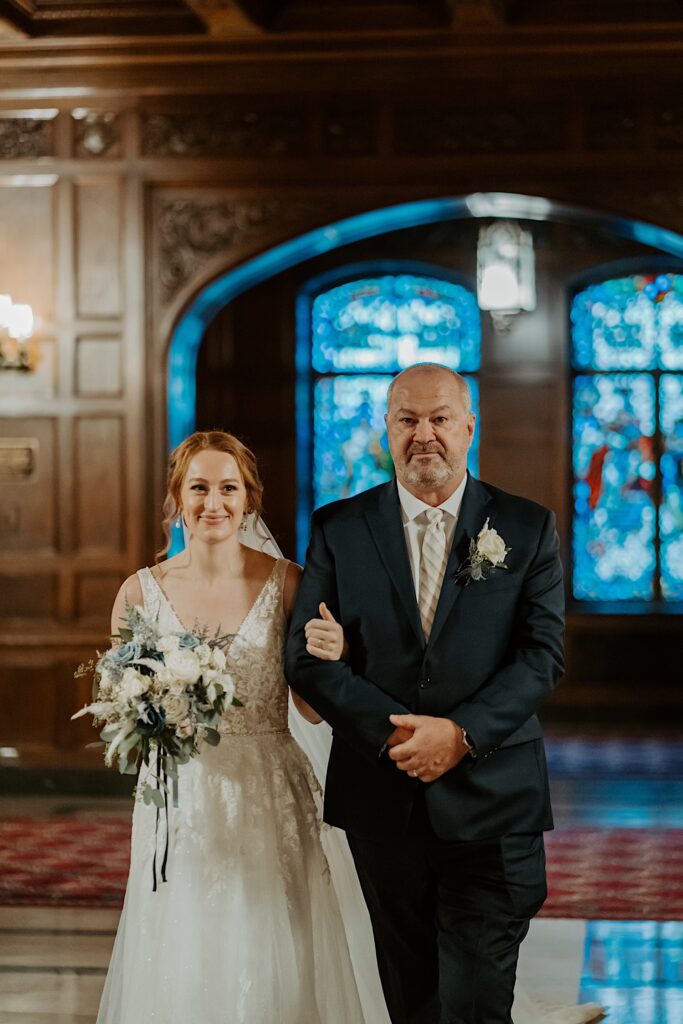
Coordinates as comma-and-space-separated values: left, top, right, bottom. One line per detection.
387, 363, 471, 415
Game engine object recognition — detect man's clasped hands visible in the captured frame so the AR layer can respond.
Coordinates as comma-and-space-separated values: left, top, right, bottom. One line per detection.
303, 602, 470, 784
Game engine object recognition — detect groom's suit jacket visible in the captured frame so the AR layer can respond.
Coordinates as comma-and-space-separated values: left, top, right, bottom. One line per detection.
285, 474, 564, 843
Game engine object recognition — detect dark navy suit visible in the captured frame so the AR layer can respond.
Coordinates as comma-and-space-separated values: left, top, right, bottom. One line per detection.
285, 473, 564, 1024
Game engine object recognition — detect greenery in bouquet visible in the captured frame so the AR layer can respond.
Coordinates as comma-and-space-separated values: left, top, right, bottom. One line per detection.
73, 602, 241, 808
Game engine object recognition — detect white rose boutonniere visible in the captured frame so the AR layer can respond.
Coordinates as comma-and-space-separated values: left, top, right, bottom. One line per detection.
454, 518, 510, 584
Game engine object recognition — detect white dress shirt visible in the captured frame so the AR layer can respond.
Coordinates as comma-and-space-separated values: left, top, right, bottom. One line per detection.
396, 475, 468, 598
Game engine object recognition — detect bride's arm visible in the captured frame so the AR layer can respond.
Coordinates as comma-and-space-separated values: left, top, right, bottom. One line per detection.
284, 562, 323, 724
110, 573, 143, 636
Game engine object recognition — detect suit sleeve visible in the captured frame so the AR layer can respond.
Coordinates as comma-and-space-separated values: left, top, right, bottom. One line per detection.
285, 512, 408, 762
448, 510, 565, 756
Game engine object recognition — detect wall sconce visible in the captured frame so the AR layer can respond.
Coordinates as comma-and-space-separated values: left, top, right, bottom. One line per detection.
476, 221, 536, 333
0, 295, 35, 372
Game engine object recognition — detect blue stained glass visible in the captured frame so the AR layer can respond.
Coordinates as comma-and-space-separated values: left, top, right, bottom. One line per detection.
312, 275, 481, 374
660, 374, 683, 600
313, 374, 479, 509
572, 374, 657, 600
659, 284, 683, 369
570, 273, 683, 371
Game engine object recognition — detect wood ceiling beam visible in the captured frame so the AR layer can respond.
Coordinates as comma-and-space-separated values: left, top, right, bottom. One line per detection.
0, 0, 206, 36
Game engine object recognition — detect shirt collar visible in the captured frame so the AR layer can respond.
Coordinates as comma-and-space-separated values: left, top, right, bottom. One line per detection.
396, 473, 468, 524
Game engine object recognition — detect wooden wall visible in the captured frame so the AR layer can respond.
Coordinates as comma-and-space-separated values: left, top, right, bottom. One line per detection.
0, 30, 682, 769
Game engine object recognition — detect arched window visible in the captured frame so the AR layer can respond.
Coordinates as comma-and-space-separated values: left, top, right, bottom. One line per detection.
570, 272, 683, 603
296, 268, 482, 558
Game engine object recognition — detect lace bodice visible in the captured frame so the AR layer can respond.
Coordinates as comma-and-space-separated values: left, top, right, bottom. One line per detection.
137, 559, 291, 737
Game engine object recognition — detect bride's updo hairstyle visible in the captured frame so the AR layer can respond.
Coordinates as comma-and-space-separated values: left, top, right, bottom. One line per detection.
159, 430, 264, 557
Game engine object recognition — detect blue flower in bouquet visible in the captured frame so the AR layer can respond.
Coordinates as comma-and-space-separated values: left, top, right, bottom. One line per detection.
178, 632, 200, 650
109, 640, 142, 666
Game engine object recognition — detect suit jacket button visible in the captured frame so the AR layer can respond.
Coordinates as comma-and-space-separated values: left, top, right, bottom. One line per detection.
419, 679, 428, 689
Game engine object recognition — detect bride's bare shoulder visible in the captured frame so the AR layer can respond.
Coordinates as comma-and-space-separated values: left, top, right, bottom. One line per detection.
111, 570, 144, 633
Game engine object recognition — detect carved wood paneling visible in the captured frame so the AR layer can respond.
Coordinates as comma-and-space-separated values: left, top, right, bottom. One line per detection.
75, 571, 122, 624
74, 416, 124, 555
0, 112, 56, 159
153, 194, 324, 307
0, 418, 57, 554
75, 337, 122, 396
0, 574, 57, 619
142, 108, 309, 158
322, 104, 379, 155
655, 103, 683, 148
394, 102, 566, 155
0, 181, 56, 323
0, 661, 56, 743
75, 179, 122, 319
73, 110, 122, 159
583, 102, 640, 151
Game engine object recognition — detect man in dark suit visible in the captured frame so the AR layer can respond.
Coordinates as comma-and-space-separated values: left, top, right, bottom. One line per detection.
285, 363, 564, 1024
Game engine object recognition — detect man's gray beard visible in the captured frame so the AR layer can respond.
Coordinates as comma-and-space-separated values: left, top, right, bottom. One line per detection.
401, 456, 454, 489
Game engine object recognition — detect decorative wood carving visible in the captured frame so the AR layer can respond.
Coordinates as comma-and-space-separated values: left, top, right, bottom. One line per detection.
394, 103, 565, 155
155, 195, 322, 304
322, 105, 379, 156
655, 104, 683, 148
141, 110, 309, 158
583, 102, 639, 151
73, 111, 121, 158
0, 115, 54, 158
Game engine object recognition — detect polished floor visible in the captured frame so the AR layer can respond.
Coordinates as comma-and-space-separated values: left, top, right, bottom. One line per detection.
1, 739, 682, 1024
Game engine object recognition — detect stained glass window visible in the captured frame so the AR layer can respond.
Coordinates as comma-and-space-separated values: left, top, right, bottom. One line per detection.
312, 275, 481, 375
301, 272, 481, 539
571, 272, 683, 604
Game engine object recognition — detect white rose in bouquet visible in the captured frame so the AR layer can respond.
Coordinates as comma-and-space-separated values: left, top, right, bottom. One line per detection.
157, 634, 181, 655
120, 667, 147, 703
164, 692, 191, 726
165, 649, 202, 685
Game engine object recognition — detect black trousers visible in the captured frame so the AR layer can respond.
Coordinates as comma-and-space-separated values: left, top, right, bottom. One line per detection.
346, 793, 547, 1024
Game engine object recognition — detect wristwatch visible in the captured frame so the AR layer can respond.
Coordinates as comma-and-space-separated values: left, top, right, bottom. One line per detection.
461, 727, 477, 758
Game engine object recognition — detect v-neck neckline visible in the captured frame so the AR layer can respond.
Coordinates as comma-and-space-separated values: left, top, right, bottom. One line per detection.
147, 559, 279, 641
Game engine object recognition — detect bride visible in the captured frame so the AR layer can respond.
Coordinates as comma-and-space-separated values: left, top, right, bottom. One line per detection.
96, 429, 601, 1024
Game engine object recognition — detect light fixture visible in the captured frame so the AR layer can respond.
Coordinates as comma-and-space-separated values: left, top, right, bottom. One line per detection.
0, 295, 35, 371
477, 221, 536, 333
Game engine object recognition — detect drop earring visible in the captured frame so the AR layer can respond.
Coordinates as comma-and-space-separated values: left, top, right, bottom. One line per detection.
175, 515, 182, 529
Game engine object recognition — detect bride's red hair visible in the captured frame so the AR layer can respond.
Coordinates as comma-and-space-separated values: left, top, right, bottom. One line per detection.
158, 430, 264, 559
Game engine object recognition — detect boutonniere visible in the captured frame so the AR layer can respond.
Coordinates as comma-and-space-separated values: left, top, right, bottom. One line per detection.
454, 518, 510, 584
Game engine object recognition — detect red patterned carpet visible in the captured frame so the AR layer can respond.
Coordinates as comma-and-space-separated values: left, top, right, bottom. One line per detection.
0, 816, 681, 919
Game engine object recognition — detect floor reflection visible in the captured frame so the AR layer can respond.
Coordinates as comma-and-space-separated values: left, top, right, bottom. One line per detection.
581, 921, 683, 1023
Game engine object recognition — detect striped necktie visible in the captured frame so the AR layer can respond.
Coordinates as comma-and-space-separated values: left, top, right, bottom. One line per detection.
419, 508, 447, 640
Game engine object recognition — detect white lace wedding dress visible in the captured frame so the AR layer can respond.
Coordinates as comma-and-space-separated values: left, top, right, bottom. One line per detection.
97, 559, 366, 1023
97, 556, 601, 1024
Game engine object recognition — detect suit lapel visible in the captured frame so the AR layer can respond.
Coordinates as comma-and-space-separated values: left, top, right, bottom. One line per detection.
364, 482, 424, 645
425, 474, 492, 654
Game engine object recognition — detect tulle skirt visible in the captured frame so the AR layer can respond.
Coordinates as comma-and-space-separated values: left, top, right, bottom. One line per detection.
96, 731, 366, 1024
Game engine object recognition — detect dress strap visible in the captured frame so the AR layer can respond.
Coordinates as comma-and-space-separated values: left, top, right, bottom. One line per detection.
137, 567, 162, 619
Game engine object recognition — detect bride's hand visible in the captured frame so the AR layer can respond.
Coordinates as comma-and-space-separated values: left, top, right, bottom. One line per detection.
305, 603, 348, 661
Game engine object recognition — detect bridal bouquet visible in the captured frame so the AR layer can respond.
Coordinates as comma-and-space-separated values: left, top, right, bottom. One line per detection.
72, 602, 240, 809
